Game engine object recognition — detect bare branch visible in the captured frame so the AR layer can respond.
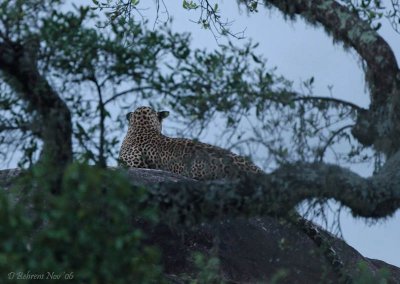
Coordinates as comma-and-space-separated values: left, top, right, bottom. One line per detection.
104, 86, 153, 105
89, 75, 107, 167
293, 96, 363, 112
317, 124, 353, 162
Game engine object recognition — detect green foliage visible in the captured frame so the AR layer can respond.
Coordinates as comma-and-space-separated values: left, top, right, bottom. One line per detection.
269, 268, 289, 284
80, 1, 383, 170
192, 252, 222, 284
353, 261, 390, 284
1, 0, 309, 169
183, 0, 199, 10
339, 0, 385, 30
0, 163, 162, 283
177, 252, 223, 284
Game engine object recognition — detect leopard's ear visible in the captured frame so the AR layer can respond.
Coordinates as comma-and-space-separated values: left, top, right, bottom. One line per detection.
157, 111, 169, 121
126, 112, 133, 121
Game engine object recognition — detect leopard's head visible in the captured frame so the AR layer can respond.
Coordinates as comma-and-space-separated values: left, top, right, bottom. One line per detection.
126, 106, 169, 132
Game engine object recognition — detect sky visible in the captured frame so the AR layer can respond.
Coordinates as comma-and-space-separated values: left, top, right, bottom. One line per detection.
142, 1, 400, 267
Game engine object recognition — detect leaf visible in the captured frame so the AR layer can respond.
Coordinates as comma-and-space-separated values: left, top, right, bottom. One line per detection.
251, 53, 261, 63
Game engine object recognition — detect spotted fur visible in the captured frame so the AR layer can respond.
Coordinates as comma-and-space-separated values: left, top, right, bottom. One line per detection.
119, 106, 262, 180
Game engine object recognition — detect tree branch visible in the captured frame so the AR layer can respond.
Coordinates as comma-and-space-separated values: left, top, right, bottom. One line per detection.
141, 150, 400, 225
90, 76, 107, 168
2, 150, 399, 221
0, 39, 72, 177
293, 95, 363, 111
246, 0, 400, 156
317, 124, 353, 162
104, 86, 154, 105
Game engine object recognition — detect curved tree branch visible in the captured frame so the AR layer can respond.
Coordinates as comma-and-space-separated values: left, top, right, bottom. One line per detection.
140, 150, 400, 225
1, 151, 399, 221
242, 0, 400, 156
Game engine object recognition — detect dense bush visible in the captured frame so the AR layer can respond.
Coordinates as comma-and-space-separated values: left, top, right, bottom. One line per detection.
0, 164, 162, 284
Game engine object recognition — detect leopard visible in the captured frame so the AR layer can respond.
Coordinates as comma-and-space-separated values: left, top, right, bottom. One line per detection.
118, 106, 263, 180
118, 106, 349, 281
